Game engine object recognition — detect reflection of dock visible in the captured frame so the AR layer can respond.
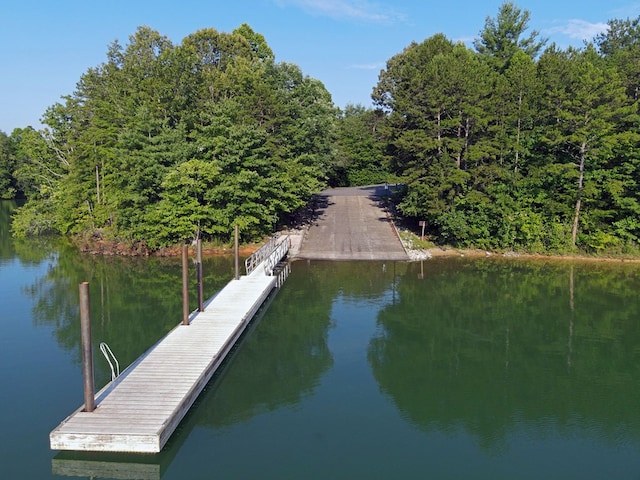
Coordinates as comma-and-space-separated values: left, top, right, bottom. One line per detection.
50, 237, 290, 454
52, 457, 161, 480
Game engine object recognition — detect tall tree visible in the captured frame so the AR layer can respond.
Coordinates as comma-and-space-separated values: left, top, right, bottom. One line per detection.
374, 36, 495, 226
498, 49, 537, 173
11, 25, 335, 246
595, 16, 640, 102
333, 104, 388, 187
536, 46, 633, 247
474, 1, 546, 71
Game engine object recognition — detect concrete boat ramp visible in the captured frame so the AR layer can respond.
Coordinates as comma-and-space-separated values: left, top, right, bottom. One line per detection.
296, 185, 409, 261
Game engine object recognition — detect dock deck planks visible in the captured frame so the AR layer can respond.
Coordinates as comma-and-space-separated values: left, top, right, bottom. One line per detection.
50, 260, 281, 454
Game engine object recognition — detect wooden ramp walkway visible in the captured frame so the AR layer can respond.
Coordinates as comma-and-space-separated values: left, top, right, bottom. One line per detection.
50, 237, 290, 454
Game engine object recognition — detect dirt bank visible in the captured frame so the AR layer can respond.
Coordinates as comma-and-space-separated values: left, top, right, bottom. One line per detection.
423, 246, 640, 264
77, 237, 261, 257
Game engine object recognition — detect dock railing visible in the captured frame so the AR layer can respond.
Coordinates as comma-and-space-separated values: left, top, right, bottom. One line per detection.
244, 235, 279, 275
265, 236, 291, 275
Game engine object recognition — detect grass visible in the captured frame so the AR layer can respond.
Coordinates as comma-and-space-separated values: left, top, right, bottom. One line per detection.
397, 228, 436, 250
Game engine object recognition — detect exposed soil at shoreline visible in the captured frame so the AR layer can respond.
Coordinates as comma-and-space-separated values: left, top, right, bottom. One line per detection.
77, 237, 261, 257
77, 235, 640, 265
422, 246, 640, 264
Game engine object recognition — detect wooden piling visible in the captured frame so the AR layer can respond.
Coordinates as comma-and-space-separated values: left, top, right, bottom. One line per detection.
197, 238, 203, 312
234, 225, 239, 280
182, 244, 189, 325
79, 282, 95, 413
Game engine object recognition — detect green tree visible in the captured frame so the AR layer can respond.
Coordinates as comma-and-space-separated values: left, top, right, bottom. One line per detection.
374, 36, 496, 232
535, 46, 634, 248
333, 104, 388, 186
595, 16, 640, 101
145, 158, 222, 246
9, 125, 66, 236
11, 25, 335, 247
494, 50, 537, 173
474, 1, 547, 71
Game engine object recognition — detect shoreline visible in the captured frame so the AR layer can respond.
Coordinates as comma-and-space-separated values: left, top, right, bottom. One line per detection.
419, 246, 640, 264
76, 232, 640, 265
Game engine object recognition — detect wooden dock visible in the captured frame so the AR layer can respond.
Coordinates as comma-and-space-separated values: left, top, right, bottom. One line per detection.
50, 237, 290, 454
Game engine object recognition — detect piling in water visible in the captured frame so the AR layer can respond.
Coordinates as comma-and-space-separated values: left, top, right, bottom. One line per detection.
79, 282, 95, 413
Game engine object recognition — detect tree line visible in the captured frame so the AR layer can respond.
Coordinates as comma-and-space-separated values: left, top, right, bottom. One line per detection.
1, 3, 639, 254
372, 3, 640, 253
0, 24, 336, 248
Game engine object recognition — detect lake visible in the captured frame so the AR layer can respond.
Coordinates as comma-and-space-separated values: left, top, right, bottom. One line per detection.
2, 199, 640, 479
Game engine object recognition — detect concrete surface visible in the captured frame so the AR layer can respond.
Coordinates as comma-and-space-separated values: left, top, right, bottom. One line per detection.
295, 185, 409, 261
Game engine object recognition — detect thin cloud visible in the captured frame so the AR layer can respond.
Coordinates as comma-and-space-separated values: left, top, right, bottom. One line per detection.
545, 19, 609, 41
455, 35, 476, 46
348, 61, 385, 70
274, 0, 406, 23
610, 3, 640, 19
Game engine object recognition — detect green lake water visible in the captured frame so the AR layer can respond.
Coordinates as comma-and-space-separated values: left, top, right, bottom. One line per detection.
2, 199, 640, 479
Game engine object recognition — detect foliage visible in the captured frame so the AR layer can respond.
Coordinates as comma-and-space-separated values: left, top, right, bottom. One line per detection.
332, 104, 389, 186
373, 2, 640, 254
11, 24, 336, 247
473, 1, 547, 71
370, 259, 640, 448
7, 3, 640, 256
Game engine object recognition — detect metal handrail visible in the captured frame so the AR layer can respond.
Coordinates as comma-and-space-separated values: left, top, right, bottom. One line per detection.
265, 236, 291, 276
245, 235, 279, 275
99, 342, 120, 382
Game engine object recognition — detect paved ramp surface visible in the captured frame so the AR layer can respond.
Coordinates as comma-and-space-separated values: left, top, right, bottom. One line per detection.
297, 185, 409, 261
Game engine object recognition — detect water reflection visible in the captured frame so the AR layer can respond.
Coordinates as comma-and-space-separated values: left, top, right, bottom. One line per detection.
47, 257, 640, 478
369, 257, 640, 451
52, 453, 165, 480
0, 200, 16, 259
50, 260, 402, 478
6, 197, 640, 480
24, 251, 240, 387
194, 271, 332, 428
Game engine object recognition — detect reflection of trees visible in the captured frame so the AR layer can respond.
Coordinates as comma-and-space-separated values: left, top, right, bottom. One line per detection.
27, 255, 399, 428
369, 257, 640, 451
194, 260, 403, 428
192, 260, 334, 427
23, 246, 238, 387
3, 199, 76, 265
0, 200, 16, 259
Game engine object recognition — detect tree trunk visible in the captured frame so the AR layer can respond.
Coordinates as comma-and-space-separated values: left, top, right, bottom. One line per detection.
464, 116, 471, 169
514, 89, 523, 173
437, 109, 442, 159
95, 163, 101, 205
456, 110, 462, 169
571, 141, 587, 247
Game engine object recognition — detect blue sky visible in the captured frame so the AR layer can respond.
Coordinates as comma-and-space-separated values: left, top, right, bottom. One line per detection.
1, 0, 639, 134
